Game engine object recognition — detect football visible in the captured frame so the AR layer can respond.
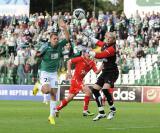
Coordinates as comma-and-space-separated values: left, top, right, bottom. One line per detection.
73, 8, 85, 20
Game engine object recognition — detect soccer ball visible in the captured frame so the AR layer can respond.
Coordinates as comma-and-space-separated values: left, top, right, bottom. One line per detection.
73, 8, 85, 20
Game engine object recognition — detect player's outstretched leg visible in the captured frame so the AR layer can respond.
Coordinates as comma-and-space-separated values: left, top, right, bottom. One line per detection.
56, 99, 68, 111
91, 87, 106, 121
102, 88, 116, 120
83, 96, 94, 116
43, 94, 48, 104
48, 115, 55, 125
48, 99, 57, 125
82, 86, 95, 117
56, 93, 75, 117
42, 86, 57, 125
83, 110, 95, 116
32, 81, 41, 96
107, 109, 116, 120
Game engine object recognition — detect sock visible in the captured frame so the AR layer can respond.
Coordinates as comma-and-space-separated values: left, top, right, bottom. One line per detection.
83, 96, 90, 111
56, 99, 68, 111
109, 104, 116, 112
50, 100, 57, 117
92, 88, 105, 114
102, 89, 116, 111
43, 94, 48, 103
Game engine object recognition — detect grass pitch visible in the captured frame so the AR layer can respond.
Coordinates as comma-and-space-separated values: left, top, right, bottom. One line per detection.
0, 101, 160, 133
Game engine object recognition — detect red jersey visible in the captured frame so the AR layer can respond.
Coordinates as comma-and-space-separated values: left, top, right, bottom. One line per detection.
94, 40, 118, 72
71, 56, 97, 81
69, 56, 97, 94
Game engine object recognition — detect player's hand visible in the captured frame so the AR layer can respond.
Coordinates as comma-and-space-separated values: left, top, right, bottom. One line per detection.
66, 73, 72, 80
89, 51, 96, 58
82, 30, 91, 38
83, 31, 98, 44
59, 19, 67, 29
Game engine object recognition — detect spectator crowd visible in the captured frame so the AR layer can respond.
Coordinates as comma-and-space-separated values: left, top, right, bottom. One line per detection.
0, 10, 159, 85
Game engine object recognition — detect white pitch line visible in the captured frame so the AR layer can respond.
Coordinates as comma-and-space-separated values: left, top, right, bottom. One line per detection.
105, 125, 160, 130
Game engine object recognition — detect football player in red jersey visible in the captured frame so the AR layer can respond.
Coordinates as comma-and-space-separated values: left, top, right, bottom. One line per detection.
85, 32, 119, 121
56, 49, 102, 116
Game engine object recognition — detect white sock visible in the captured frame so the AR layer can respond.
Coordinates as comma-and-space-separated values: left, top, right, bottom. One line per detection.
50, 100, 57, 117
43, 94, 48, 102
98, 107, 104, 112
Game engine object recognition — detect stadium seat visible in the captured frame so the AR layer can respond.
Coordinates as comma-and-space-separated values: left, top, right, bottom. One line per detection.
139, 75, 147, 85
140, 57, 145, 62
134, 70, 141, 80
115, 74, 121, 85
146, 54, 152, 61
152, 54, 158, 62
134, 58, 140, 70
139, 58, 146, 69
141, 69, 147, 75
128, 74, 135, 84
122, 74, 129, 84
129, 70, 134, 75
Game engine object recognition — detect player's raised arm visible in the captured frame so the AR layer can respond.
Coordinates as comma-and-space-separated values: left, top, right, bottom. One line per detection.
90, 38, 105, 47
82, 31, 105, 47
89, 46, 115, 59
59, 19, 70, 42
88, 32, 116, 59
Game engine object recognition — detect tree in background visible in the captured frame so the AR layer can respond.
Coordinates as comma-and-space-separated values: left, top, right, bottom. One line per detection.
30, 0, 123, 15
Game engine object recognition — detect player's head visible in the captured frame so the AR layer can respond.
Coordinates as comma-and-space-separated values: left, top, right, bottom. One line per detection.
82, 49, 90, 59
50, 32, 59, 46
104, 32, 116, 46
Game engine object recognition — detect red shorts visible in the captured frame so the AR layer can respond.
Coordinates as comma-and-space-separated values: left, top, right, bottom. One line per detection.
69, 78, 84, 94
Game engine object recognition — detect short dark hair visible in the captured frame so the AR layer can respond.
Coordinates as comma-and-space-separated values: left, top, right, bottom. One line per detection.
50, 32, 58, 38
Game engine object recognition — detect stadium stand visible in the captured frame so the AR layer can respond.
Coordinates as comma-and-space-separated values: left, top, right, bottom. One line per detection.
0, 10, 159, 85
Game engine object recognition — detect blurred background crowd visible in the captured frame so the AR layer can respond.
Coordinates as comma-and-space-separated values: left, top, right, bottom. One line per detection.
0, 10, 159, 85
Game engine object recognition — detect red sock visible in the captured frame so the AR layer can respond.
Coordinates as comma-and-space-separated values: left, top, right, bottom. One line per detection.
56, 99, 68, 111
83, 96, 90, 111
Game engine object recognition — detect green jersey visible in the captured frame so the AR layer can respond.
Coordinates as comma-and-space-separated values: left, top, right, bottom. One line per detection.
39, 39, 68, 72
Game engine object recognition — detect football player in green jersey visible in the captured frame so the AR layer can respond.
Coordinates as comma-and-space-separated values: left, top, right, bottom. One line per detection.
33, 19, 69, 125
